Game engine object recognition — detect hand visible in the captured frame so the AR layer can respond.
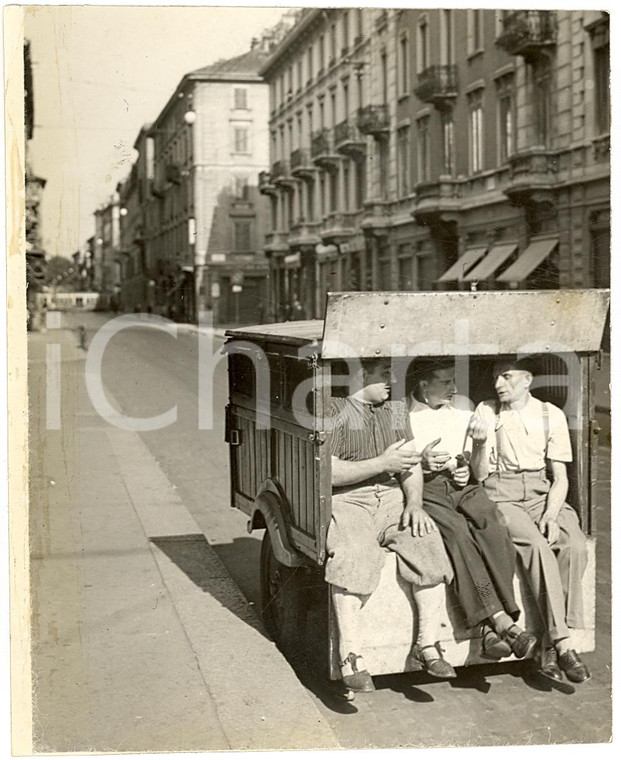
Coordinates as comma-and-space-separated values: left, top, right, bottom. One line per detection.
421, 438, 451, 472
451, 465, 470, 487
538, 513, 560, 545
380, 439, 422, 474
400, 503, 438, 537
467, 415, 490, 443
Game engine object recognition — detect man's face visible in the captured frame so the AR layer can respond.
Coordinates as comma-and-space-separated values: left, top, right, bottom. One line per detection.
493, 365, 531, 404
421, 367, 456, 407
362, 361, 393, 403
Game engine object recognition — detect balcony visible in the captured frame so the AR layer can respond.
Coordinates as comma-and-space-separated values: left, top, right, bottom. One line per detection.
264, 231, 290, 254
356, 105, 390, 138
258, 170, 278, 197
320, 212, 357, 244
334, 120, 367, 161
413, 65, 458, 110
504, 148, 559, 208
290, 148, 316, 180
412, 178, 460, 228
496, 11, 557, 62
271, 160, 296, 191
311, 129, 341, 173
360, 201, 392, 235
289, 219, 321, 247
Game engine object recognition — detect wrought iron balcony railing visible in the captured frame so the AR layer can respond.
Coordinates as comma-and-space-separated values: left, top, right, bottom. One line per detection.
496, 11, 557, 61
356, 105, 390, 137
413, 65, 458, 108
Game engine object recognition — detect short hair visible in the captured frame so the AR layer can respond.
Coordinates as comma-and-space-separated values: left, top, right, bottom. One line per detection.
360, 357, 390, 374
406, 359, 455, 396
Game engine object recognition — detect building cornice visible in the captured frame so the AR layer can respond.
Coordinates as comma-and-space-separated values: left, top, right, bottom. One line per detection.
259, 8, 324, 78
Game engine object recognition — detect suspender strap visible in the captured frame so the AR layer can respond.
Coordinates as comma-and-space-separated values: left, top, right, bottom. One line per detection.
542, 401, 549, 458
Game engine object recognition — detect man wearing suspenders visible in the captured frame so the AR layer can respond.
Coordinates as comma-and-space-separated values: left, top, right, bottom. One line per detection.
468, 356, 590, 684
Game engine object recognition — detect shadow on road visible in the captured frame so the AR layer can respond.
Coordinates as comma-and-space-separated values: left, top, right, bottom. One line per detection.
150, 534, 270, 641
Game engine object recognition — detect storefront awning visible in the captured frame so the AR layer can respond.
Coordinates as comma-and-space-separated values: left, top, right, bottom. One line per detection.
437, 247, 488, 283
463, 243, 517, 282
496, 238, 559, 283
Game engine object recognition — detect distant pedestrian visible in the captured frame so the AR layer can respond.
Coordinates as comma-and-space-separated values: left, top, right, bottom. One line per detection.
292, 299, 305, 320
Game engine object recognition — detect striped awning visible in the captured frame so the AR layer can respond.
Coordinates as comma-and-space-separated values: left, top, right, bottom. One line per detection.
496, 238, 559, 282
463, 243, 518, 282
437, 247, 488, 283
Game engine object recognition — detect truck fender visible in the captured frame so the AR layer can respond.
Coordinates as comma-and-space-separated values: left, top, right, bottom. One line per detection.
248, 479, 304, 568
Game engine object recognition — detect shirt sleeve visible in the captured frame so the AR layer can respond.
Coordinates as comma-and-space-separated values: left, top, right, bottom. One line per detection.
329, 399, 344, 458
546, 404, 573, 463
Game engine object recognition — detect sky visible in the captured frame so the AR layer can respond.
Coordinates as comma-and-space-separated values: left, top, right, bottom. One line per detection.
24, 3, 295, 258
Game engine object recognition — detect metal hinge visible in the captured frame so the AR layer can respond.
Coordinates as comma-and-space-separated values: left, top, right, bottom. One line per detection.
307, 353, 320, 370
307, 431, 326, 445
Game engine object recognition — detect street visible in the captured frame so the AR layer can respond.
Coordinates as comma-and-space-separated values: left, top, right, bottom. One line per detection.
28, 311, 612, 751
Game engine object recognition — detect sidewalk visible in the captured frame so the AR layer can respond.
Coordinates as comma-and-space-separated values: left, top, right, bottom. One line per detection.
28, 328, 340, 753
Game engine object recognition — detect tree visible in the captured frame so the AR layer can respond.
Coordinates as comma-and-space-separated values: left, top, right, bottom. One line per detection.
45, 256, 79, 290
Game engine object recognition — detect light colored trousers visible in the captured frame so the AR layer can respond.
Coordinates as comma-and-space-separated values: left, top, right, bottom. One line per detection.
484, 470, 587, 642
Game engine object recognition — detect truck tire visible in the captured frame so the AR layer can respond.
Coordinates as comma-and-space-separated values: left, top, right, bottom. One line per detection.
260, 530, 305, 660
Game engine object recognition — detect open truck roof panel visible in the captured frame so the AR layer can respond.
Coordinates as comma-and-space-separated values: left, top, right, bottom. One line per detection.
320, 290, 610, 359
225, 290, 610, 358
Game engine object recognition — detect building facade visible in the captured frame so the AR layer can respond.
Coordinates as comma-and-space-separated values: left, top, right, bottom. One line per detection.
259, 9, 610, 321
93, 195, 122, 310
133, 46, 272, 324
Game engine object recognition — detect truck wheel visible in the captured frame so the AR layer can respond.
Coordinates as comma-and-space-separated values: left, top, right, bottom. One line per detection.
260, 530, 304, 659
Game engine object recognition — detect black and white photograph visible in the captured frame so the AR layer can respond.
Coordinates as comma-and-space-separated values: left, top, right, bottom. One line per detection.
5, 3, 613, 755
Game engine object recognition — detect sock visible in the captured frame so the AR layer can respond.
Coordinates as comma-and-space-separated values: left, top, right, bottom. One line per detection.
490, 611, 514, 635
554, 637, 571, 655
413, 583, 445, 649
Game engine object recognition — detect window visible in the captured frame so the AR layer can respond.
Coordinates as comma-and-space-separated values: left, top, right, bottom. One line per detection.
233, 126, 249, 154
399, 33, 410, 97
342, 10, 349, 51
355, 160, 366, 209
468, 90, 484, 173
590, 20, 610, 134
330, 90, 337, 128
329, 172, 338, 212
234, 176, 249, 199
496, 75, 515, 163
532, 60, 551, 146
440, 10, 454, 65
307, 46, 314, 82
234, 220, 251, 252
319, 173, 325, 217
381, 51, 388, 104
467, 10, 483, 55
397, 126, 411, 195
330, 24, 337, 61
343, 161, 350, 211
417, 18, 429, 73
417, 117, 430, 182
441, 111, 455, 175
357, 9, 363, 38
343, 79, 349, 119
270, 197, 278, 230
379, 140, 389, 199
297, 59, 303, 91
287, 65, 293, 97
233, 87, 248, 109
307, 178, 315, 220
296, 114, 303, 148
398, 247, 414, 290
416, 250, 435, 291
494, 10, 508, 38
319, 35, 325, 71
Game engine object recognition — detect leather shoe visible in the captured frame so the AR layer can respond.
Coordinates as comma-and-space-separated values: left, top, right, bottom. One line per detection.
407, 643, 457, 680
341, 652, 375, 692
502, 625, 537, 659
558, 649, 591, 684
480, 624, 512, 659
539, 646, 563, 681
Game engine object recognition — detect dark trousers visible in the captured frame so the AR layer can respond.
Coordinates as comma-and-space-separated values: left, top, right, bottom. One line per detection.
423, 475, 519, 629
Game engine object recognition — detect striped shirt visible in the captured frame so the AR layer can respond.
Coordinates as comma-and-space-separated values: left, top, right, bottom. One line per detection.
330, 397, 412, 488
